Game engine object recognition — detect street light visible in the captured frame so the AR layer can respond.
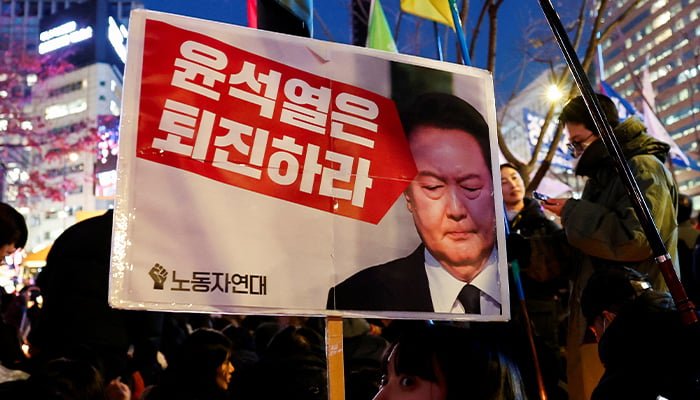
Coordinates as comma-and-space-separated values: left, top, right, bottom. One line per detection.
545, 84, 564, 102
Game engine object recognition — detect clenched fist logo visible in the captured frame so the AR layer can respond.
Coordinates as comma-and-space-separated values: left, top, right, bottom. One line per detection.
149, 263, 168, 290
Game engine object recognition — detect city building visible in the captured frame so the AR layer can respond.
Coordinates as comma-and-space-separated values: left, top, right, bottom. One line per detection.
600, 0, 700, 198
499, 0, 699, 213
0, 0, 141, 261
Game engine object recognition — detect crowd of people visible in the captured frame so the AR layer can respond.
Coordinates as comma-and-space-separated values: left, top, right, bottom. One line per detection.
1, 92, 699, 400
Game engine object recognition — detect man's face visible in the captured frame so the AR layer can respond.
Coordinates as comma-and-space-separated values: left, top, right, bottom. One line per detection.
405, 126, 496, 282
566, 122, 597, 158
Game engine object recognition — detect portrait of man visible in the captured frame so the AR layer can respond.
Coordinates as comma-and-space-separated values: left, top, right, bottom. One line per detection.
327, 92, 501, 315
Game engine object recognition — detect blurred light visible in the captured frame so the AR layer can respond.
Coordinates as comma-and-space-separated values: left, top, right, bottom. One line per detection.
40, 21, 77, 42
7, 168, 22, 183
26, 74, 38, 86
0, 90, 7, 98
110, 100, 120, 116
68, 152, 80, 162
546, 84, 564, 102
45, 99, 87, 120
20, 120, 32, 130
39, 25, 93, 55
108, 16, 128, 63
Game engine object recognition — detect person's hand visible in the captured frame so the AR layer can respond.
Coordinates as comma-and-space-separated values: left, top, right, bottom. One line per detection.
104, 376, 131, 400
540, 197, 568, 216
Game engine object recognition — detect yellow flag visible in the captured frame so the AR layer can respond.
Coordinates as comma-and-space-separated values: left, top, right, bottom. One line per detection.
400, 0, 454, 28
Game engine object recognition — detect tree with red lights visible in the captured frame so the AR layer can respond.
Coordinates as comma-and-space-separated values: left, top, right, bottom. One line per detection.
0, 42, 100, 205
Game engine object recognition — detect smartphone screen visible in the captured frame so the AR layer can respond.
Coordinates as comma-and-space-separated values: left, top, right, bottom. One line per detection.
532, 191, 550, 201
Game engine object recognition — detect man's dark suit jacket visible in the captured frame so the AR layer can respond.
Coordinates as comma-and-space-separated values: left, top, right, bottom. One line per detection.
326, 246, 434, 312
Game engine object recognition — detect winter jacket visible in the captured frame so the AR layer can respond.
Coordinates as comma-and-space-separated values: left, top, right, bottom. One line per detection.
507, 198, 569, 296
562, 117, 679, 400
561, 117, 679, 293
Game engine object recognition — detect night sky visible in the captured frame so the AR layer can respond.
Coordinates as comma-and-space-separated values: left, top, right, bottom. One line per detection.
139, 0, 553, 105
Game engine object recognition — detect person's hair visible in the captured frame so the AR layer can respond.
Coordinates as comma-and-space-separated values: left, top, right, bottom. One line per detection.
558, 93, 620, 134
382, 323, 526, 400
32, 357, 106, 400
678, 194, 694, 223
400, 92, 491, 169
0, 203, 27, 248
165, 327, 232, 389
581, 266, 655, 326
500, 163, 522, 179
500, 163, 518, 171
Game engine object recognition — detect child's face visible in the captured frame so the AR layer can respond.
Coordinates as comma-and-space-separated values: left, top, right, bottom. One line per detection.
373, 347, 446, 400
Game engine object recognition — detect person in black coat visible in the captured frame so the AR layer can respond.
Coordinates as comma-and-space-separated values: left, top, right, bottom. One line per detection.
28, 210, 164, 389
581, 266, 700, 399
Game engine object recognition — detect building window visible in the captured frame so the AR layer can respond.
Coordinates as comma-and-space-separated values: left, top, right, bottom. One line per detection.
45, 98, 87, 120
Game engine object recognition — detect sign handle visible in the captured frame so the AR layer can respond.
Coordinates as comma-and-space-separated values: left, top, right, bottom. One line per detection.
326, 316, 345, 400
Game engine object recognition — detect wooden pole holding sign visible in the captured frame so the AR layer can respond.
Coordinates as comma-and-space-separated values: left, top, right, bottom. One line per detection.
326, 316, 345, 400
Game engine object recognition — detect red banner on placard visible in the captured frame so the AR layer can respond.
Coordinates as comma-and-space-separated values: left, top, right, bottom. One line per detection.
136, 20, 416, 224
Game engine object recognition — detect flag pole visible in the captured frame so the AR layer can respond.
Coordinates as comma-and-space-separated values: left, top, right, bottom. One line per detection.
447, 0, 471, 66
537, 0, 697, 325
434, 22, 444, 61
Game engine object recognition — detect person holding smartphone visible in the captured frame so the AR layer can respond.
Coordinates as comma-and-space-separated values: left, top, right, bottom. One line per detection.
501, 163, 568, 288
541, 93, 679, 400
500, 163, 570, 398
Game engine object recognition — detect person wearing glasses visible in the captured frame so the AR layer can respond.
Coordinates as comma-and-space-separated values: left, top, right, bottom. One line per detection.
540, 93, 679, 400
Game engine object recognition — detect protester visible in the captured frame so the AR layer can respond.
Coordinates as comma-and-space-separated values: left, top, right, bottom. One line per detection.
677, 194, 699, 304
0, 288, 29, 372
0, 357, 130, 400
581, 266, 700, 399
501, 163, 569, 338
542, 93, 679, 400
0, 202, 28, 260
500, 163, 570, 399
329, 92, 500, 315
231, 323, 328, 400
0, 203, 29, 372
28, 209, 165, 395
373, 322, 527, 400
342, 318, 389, 400
220, 323, 259, 374
141, 327, 234, 400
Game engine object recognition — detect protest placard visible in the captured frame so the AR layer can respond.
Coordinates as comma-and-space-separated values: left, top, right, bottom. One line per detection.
111, 9, 508, 321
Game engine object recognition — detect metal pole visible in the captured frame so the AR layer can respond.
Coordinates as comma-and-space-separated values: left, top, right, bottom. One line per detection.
537, 0, 697, 325
448, 0, 472, 66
